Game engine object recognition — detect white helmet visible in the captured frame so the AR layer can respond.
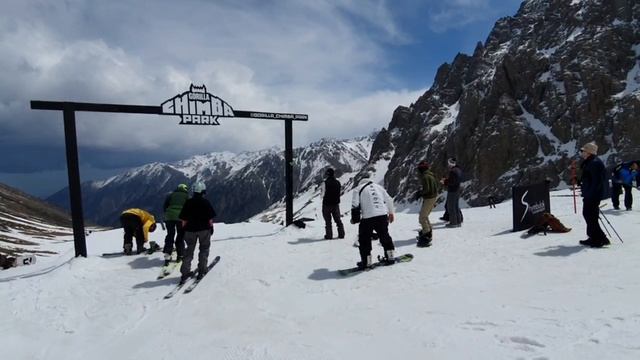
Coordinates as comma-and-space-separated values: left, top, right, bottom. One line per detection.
192, 181, 206, 194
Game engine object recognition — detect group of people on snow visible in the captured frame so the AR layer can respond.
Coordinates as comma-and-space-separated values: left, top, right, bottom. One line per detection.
321, 157, 463, 269
119, 181, 216, 284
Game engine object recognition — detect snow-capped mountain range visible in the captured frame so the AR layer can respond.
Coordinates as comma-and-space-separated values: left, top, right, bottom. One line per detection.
368, 0, 640, 207
47, 136, 374, 226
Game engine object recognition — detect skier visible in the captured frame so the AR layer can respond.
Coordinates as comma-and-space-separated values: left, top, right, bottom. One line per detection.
415, 161, 440, 247
120, 208, 157, 255
163, 183, 189, 265
178, 181, 217, 284
578, 142, 610, 248
441, 157, 463, 228
321, 168, 345, 239
611, 160, 639, 210
350, 174, 396, 269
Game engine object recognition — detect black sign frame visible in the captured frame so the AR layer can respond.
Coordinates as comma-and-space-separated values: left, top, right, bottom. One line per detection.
31, 84, 307, 257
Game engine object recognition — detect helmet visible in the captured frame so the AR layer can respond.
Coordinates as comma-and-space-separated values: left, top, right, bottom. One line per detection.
177, 184, 188, 192
193, 181, 206, 194
417, 161, 429, 171
325, 168, 335, 177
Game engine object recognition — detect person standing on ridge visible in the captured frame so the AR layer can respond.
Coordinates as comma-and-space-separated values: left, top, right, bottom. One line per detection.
179, 181, 217, 284
120, 208, 157, 255
321, 168, 345, 239
441, 157, 463, 228
350, 174, 396, 269
578, 142, 610, 248
611, 160, 639, 211
415, 161, 440, 247
162, 183, 189, 266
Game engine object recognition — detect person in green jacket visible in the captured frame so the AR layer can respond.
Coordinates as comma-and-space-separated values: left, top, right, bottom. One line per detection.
163, 183, 189, 265
415, 161, 440, 247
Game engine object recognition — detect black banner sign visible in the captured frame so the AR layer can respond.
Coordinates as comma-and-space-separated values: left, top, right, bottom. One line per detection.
161, 84, 308, 125
512, 181, 550, 232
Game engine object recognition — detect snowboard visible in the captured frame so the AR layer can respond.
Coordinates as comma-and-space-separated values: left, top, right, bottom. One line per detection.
338, 253, 413, 276
102, 241, 160, 258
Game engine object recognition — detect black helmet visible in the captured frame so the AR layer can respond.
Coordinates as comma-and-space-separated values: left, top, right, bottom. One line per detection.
325, 168, 335, 177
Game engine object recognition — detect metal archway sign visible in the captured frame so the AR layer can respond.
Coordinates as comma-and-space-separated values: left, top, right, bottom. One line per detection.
31, 84, 308, 257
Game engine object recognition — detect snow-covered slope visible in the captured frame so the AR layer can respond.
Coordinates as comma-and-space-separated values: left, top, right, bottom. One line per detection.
3, 188, 640, 359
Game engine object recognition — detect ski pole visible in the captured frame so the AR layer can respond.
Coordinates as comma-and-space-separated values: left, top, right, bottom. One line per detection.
599, 209, 623, 243
571, 160, 577, 214
598, 216, 612, 239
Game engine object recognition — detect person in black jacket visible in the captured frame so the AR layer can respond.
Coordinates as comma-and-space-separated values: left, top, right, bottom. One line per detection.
321, 168, 345, 239
578, 142, 610, 248
178, 181, 217, 283
441, 157, 463, 228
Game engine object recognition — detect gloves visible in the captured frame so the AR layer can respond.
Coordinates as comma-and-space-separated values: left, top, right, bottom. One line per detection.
414, 191, 422, 201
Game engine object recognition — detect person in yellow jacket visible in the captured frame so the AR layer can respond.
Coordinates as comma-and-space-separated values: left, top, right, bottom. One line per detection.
120, 208, 157, 255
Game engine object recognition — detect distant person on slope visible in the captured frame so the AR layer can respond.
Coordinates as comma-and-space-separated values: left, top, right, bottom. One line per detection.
120, 208, 157, 255
350, 174, 396, 269
611, 160, 639, 211
441, 157, 463, 228
162, 183, 189, 265
321, 168, 345, 239
178, 181, 216, 284
578, 142, 610, 248
415, 161, 440, 247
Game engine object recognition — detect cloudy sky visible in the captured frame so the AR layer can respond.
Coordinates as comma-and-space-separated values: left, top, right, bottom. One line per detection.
0, 0, 522, 196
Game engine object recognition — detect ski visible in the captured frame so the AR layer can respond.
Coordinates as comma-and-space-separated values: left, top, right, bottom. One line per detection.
183, 256, 221, 294
157, 261, 181, 280
163, 256, 220, 299
102, 241, 161, 258
338, 253, 414, 276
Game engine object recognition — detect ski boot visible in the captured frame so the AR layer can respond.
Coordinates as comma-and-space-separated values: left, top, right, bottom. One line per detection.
123, 244, 133, 256
356, 255, 372, 270
163, 253, 172, 267
379, 250, 396, 265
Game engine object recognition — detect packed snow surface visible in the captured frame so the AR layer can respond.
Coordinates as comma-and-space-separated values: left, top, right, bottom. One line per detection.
1, 189, 640, 359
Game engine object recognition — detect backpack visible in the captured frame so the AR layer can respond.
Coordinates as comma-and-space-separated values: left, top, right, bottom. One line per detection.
350, 182, 373, 224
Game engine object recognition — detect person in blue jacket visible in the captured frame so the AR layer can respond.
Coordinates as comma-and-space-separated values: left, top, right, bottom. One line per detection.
611, 160, 639, 210
578, 142, 610, 248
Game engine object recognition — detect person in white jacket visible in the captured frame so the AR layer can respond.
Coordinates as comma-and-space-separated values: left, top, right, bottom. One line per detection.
350, 175, 396, 269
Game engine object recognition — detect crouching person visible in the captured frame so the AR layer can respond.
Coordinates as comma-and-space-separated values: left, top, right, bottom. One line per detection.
179, 181, 217, 284
120, 208, 157, 255
350, 175, 396, 269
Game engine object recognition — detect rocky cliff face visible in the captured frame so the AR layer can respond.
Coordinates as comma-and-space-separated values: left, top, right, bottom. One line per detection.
47, 137, 373, 226
372, 0, 640, 206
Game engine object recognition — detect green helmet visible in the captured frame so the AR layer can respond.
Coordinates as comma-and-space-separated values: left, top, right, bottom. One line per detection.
177, 184, 188, 192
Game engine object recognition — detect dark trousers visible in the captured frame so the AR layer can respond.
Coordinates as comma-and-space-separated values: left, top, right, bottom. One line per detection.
181, 229, 212, 276
582, 199, 607, 241
120, 213, 144, 251
322, 204, 344, 238
163, 220, 185, 258
611, 183, 632, 209
358, 215, 394, 260
445, 190, 463, 225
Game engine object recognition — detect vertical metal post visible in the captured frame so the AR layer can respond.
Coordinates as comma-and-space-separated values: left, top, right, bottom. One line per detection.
285, 119, 293, 226
63, 105, 87, 257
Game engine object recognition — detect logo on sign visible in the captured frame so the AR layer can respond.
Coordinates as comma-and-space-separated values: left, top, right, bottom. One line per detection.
520, 190, 546, 222
161, 84, 234, 125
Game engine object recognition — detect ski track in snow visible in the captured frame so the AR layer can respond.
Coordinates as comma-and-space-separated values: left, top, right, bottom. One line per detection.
2, 189, 640, 359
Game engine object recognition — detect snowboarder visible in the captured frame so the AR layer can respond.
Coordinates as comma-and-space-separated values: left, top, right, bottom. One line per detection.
415, 161, 440, 247
350, 174, 396, 269
321, 168, 345, 239
163, 183, 189, 265
178, 181, 217, 284
578, 142, 610, 248
119, 208, 157, 255
611, 160, 639, 210
441, 157, 463, 228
